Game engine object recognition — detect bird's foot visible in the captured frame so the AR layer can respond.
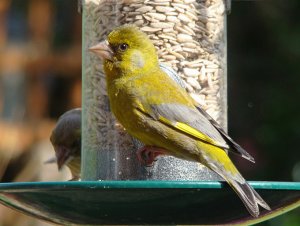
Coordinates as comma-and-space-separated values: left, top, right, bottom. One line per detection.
137, 145, 167, 166
68, 176, 80, 181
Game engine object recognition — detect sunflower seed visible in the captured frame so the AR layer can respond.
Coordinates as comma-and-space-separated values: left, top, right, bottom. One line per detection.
146, 12, 167, 21
155, 6, 176, 13
166, 16, 180, 23
178, 13, 192, 23
183, 68, 200, 77
136, 6, 153, 13
177, 33, 193, 42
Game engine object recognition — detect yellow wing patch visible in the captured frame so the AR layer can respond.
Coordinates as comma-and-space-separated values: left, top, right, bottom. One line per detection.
158, 115, 228, 149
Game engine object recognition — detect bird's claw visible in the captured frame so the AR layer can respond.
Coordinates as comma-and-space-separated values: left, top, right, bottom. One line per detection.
137, 145, 167, 166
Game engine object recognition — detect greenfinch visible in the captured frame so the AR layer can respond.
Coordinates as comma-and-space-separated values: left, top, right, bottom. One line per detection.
50, 108, 81, 180
89, 25, 270, 217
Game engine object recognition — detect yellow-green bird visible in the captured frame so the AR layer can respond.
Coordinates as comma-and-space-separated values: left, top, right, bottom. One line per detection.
50, 108, 81, 180
89, 24, 270, 217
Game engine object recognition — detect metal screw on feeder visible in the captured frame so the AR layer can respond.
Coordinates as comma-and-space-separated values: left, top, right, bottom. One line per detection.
82, 0, 228, 181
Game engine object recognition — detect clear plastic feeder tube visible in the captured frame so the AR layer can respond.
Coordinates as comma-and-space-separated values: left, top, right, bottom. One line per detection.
82, 0, 227, 180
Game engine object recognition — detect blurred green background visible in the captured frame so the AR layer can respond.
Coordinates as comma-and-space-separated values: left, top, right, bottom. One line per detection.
228, 1, 300, 225
0, 0, 299, 225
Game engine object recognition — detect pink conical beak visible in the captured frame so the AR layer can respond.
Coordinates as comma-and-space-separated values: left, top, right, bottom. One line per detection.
89, 40, 113, 61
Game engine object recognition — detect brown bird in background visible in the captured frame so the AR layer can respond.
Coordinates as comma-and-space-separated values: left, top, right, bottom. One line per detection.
50, 108, 81, 180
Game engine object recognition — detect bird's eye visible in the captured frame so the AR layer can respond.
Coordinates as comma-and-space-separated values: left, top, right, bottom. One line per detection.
119, 43, 128, 51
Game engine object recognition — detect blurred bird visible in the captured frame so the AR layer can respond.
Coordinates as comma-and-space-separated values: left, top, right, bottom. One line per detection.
50, 108, 81, 180
89, 24, 270, 217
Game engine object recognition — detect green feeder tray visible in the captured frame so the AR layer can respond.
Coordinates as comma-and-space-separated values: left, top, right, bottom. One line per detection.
0, 181, 299, 225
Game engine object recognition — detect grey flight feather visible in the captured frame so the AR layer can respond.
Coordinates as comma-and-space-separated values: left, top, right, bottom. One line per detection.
228, 177, 271, 217
149, 103, 229, 149
195, 106, 255, 163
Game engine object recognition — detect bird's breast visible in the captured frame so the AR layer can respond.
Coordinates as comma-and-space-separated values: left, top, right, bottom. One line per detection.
108, 83, 141, 132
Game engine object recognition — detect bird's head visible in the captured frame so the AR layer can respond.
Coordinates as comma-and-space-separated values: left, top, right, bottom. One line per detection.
50, 109, 81, 170
89, 25, 159, 77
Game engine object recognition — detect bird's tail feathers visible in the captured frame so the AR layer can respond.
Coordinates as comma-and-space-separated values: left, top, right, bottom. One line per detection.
201, 149, 270, 217
228, 179, 271, 217
247, 183, 271, 211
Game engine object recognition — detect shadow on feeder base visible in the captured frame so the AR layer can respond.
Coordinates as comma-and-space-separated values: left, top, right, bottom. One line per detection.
0, 181, 299, 225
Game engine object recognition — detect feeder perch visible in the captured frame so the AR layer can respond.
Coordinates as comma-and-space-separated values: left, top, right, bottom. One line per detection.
0, 0, 299, 225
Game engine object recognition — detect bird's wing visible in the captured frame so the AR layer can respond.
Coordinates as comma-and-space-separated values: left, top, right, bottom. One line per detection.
136, 102, 229, 149
195, 105, 255, 163
137, 101, 255, 163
